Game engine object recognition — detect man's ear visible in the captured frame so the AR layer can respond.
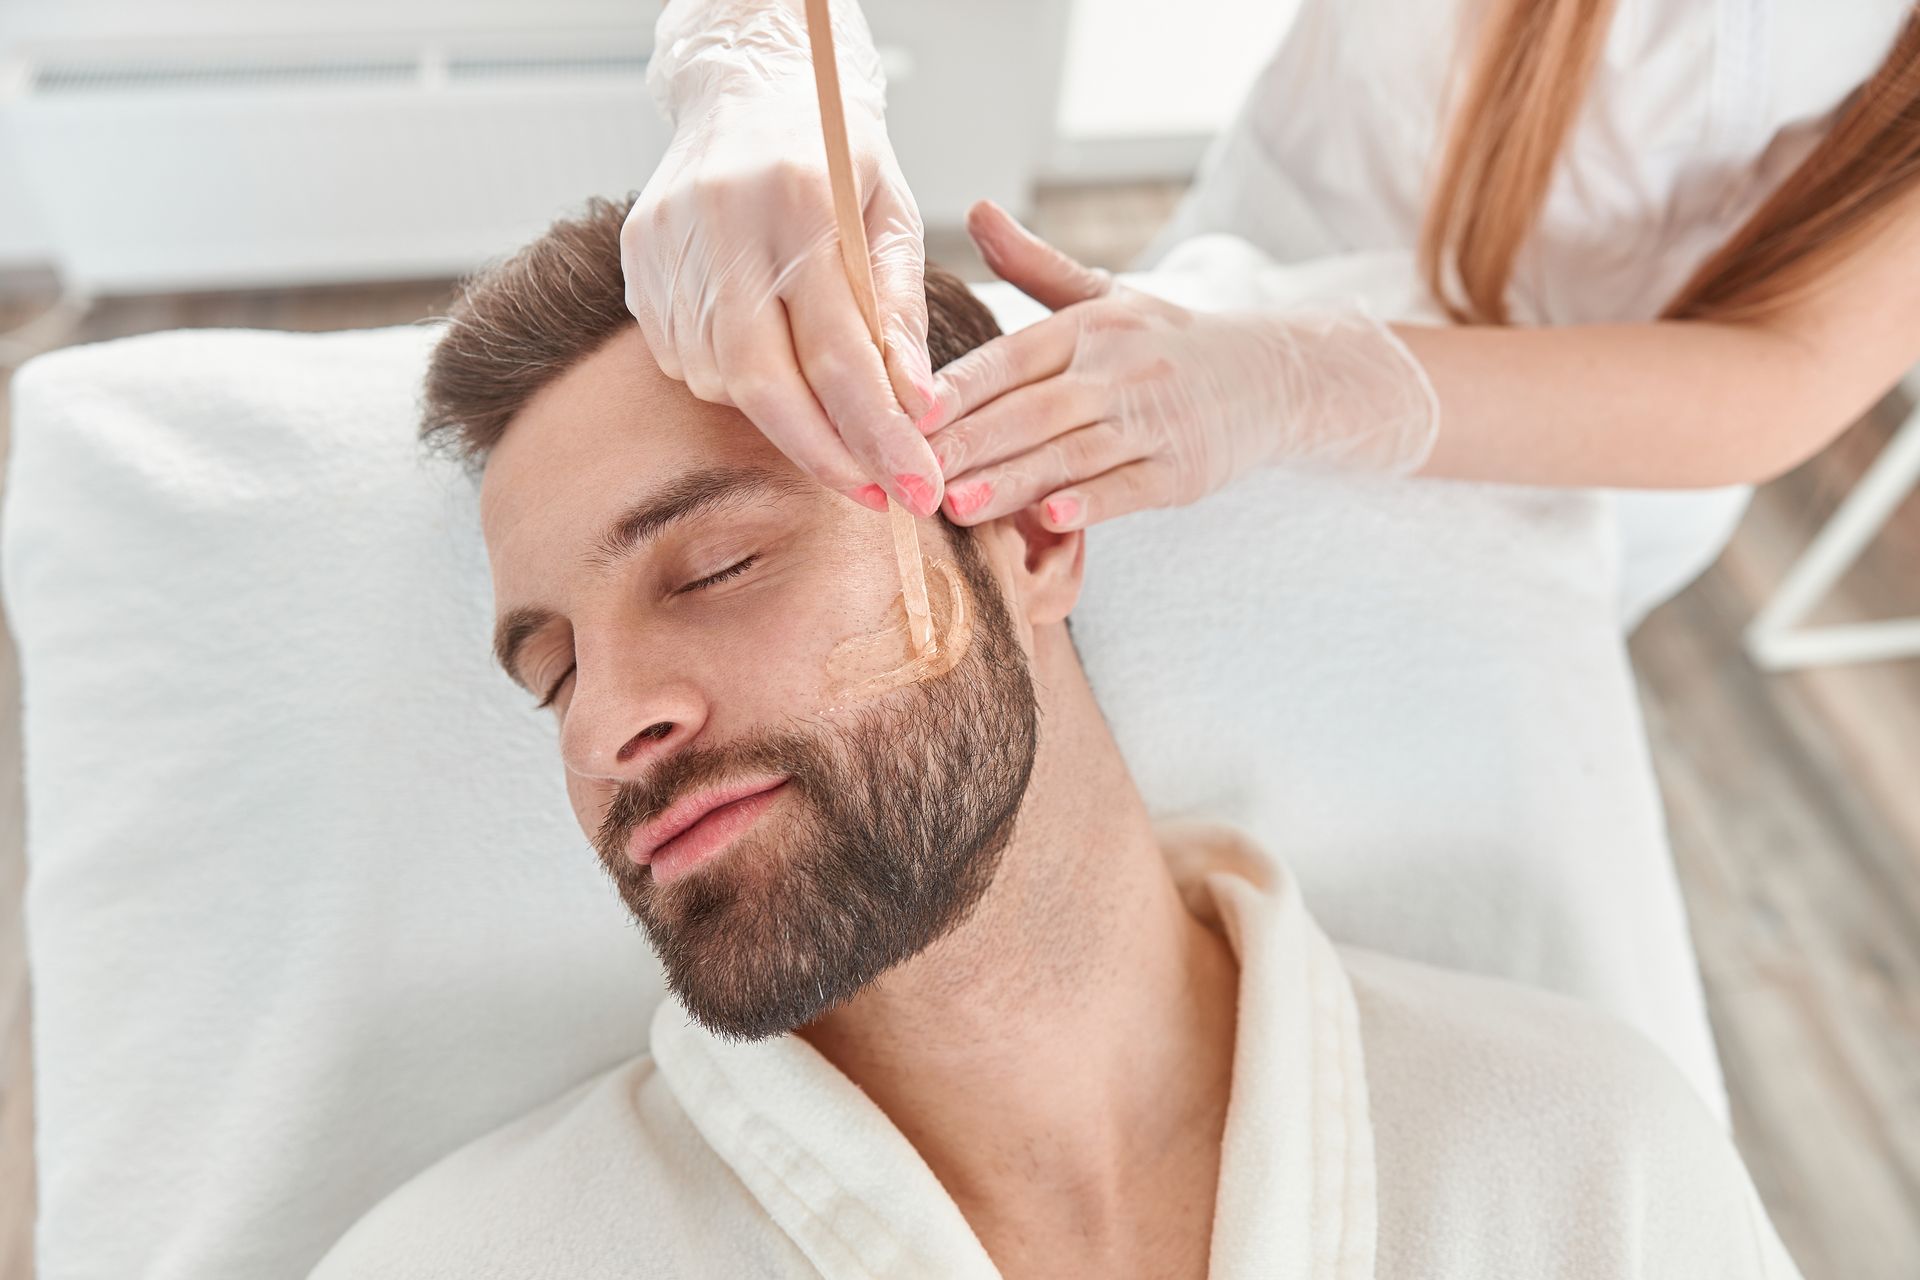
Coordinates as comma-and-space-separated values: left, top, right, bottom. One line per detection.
1001, 506, 1085, 627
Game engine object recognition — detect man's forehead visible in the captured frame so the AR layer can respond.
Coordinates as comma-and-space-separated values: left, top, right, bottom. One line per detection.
479, 327, 782, 547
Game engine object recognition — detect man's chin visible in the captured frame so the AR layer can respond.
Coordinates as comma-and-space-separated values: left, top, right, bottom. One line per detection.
625, 834, 857, 1041
630, 823, 987, 1043
651, 920, 870, 1044
619, 813, 1018, 1042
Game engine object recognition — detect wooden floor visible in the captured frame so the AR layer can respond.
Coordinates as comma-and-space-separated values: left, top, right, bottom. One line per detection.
1632, 403, 1920, 1278
0, 184, 1917, 1278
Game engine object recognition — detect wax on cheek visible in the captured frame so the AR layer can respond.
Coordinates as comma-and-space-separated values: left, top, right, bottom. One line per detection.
823, 558, 974, 705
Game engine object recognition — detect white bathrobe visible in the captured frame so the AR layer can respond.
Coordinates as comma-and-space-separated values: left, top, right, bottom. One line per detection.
312, 825, 1800, 1279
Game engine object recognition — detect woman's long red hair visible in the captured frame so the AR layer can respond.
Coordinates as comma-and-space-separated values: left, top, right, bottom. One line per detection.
1419, 1, 1920, 324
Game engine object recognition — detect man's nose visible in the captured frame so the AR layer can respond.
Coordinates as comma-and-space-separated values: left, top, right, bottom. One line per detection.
559, 654, 709, 782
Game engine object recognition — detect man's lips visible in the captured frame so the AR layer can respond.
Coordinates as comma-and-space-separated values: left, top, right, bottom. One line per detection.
625, 775, 791, 868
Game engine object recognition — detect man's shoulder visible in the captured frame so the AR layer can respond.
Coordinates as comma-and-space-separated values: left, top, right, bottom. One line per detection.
1341, 944, 1697, 1130
310, 1054, 772, 1278
1342, 947, 1801, 1279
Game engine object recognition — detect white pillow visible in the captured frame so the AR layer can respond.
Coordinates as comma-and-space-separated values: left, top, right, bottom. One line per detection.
5, 328, 659, 1280
1050, 238, 1722, 1112
4, 254, 1721, 1279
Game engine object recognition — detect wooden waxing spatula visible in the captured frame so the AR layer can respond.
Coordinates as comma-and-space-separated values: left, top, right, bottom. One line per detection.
802, 0, 936, 655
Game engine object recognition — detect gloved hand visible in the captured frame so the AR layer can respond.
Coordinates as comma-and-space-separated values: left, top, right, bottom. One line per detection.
924, 202, 1440, 530
626, 0, 943, 516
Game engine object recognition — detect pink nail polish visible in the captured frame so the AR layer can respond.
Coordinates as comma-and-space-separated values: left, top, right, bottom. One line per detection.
894, 472, 939, 516
915, 393, 944, 435
1045, 495, 1080, 527
846, 484, 888, 512
947, 482, 993, 519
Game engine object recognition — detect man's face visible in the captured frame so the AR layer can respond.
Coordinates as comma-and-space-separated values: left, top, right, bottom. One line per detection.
480, 328, 1039, 1041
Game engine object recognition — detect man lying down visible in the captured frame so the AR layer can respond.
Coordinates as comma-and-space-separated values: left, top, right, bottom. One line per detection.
314, 196, 1798, 1280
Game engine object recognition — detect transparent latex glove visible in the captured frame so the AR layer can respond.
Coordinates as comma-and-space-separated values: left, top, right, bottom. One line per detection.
627, 0, 942, 516
924, 202, 1440, 530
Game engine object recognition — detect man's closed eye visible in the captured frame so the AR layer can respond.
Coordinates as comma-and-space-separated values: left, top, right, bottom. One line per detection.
532, 555, 764, 711
674, 554, 759, 596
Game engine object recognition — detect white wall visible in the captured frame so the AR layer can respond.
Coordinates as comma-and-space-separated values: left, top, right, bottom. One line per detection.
0, 0, 1293, 277
1057, 0, 1300, 139
1, 0, 1071, 290
2, 0, 1303, 139
0, 133, 51, 267
0, 3, 653, 270
0, 1, 639, 44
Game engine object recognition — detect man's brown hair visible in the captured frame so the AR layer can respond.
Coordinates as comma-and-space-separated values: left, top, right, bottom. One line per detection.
422, 195, 1001, 464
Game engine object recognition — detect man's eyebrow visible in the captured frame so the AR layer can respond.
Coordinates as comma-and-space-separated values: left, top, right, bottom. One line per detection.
581, 465, 810, 574
493, 605, 559, 691
491, 465, 811, 688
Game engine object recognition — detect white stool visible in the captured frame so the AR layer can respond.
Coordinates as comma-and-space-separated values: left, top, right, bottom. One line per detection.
1745, 383, 1920, 671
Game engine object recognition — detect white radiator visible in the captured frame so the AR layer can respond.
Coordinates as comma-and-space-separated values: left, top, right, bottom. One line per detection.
0, 2, 1068, 293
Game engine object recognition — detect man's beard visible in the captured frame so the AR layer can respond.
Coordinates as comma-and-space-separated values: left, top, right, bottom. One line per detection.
591, 528, 1039, 1041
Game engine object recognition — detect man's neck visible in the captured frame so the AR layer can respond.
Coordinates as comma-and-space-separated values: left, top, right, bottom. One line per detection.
798, 644, 1241, 1274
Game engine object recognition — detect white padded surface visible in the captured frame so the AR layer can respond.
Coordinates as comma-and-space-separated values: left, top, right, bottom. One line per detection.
1044, 239, 1721, 1118
3, 247, 1721, 1279
4, 328, 660, 1280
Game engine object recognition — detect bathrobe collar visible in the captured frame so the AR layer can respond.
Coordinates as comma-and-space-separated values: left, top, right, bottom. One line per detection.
648, 821, 1377, 1279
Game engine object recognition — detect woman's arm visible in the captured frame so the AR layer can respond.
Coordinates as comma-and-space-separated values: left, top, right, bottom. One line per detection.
1405, 184, 1920, 488
926, 194, 1920, 531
